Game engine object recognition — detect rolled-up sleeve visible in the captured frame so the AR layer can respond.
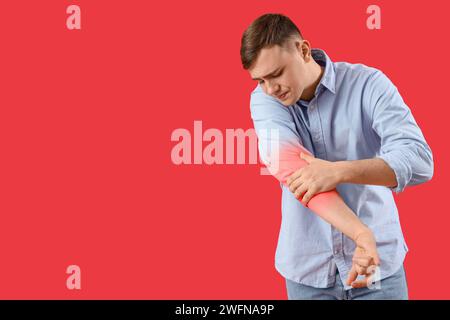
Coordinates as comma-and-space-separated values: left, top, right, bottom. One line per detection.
364, 70, 434, 193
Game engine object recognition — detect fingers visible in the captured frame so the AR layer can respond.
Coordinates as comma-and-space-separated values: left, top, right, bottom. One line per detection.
350, 267, 379, 289
353, 241, 381, 270
355, 263, 367, 275
289, 180, 318, 206
348, 242, 381, 289
347, 266, 370, 289
301, 188, 316, 206
352, 256, 373, 268
348, 261, 380, 289
366, 265, 377, 276
352, 252, 380, 275
372, 251, 381, 266
294, 184, 308, 200
287, 168, 304, 186
286, 153, 313, 185
350, 278, 369, 289
288, 174, 303, 193
346, 264, 358, 286
353, 248, 381, 268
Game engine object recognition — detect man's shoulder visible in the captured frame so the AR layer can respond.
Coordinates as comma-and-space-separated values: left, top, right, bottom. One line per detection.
250, 84, 283, 105
250, 83, 266, 96
334, 60, 383, 82
249, 84, 293, 120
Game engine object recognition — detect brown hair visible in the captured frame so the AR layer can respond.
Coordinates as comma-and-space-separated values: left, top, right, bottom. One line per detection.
240, 13, 303, 70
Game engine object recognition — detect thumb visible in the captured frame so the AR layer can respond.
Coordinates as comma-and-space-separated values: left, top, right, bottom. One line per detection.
300, 152, 314, 163
360, 246, 380, 267
373, 251, 381, 266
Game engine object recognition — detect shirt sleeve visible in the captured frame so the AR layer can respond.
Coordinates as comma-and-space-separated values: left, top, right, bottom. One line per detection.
249, 86, 312, 184
364, 70, 434, 193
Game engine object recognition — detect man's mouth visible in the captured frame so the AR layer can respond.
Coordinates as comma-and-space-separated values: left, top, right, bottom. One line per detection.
278, 91, 289, 100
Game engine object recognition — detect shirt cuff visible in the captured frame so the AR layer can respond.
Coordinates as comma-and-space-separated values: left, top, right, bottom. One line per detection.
376, 153, 411, 194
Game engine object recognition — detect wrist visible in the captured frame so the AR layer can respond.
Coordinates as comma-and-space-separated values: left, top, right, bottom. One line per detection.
352, 224, 372, 243
335, 160, 353, 184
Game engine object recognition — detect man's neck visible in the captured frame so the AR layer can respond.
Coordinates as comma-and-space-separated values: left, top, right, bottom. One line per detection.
300, 62, 325, 102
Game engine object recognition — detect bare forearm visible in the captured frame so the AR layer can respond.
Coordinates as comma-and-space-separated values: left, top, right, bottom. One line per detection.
305, 190, 370, 241
336, 158, 397, 188
269, 148, 370, 242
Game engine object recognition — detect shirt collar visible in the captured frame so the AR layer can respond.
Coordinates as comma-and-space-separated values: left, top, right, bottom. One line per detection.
310, 48, 336, 95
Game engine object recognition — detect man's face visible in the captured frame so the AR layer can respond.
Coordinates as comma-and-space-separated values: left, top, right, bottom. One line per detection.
249, 40, 309, 106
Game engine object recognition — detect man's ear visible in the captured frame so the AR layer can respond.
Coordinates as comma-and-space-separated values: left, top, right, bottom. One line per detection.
293, 40, 303, 55
300, 40, 312, 62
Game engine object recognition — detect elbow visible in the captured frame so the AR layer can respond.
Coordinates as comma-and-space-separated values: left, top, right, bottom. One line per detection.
422, 147, 434, 183
415, 164, 434, 185
411, 148, 434, 185
424, 160, 434, 183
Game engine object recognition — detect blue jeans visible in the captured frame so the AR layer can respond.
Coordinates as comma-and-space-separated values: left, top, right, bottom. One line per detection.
285, 265, 408, 300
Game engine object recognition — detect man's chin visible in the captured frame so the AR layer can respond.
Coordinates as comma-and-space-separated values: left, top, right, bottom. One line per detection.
280, 97, 293, 106
279, 92, 298, 106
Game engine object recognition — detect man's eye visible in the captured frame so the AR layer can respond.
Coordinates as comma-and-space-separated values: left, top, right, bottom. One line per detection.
258, 72, 281, 84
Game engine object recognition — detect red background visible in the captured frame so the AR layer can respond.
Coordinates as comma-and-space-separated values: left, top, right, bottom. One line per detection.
0, 0, 448, 299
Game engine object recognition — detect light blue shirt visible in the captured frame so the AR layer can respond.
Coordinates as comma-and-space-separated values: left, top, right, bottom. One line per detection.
249, 48, 433, 289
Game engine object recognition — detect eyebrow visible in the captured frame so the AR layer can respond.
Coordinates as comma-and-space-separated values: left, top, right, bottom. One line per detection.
251, 67, 282, 81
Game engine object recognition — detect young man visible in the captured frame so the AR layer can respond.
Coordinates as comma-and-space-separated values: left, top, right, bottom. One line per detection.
240, 13, 433, 300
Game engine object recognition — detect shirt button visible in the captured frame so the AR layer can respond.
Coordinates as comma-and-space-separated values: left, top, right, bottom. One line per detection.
333, 249, 340, 255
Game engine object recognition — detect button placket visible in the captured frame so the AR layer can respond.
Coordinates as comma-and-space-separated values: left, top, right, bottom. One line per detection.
332, 226, 344, 259
309, 103, 326, 158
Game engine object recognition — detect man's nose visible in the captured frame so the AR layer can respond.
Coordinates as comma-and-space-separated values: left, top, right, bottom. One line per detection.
267, 82, 281, 96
